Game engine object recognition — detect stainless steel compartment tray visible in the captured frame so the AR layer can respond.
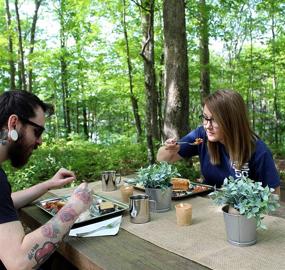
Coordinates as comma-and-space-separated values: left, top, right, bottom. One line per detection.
36, 193, 128, 229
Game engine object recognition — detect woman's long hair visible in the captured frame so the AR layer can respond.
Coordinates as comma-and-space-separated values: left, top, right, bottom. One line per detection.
204, 90, 256, 169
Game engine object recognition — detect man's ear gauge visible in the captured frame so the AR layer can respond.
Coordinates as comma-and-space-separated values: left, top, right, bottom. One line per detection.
9, 130, 18, 141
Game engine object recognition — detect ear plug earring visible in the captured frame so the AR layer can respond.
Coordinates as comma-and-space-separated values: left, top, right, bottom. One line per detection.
9, 129, 18, 141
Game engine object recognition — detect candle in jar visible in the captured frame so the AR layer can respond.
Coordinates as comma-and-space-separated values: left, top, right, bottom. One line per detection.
175, 203, 192, 226
120, 185, 134, 203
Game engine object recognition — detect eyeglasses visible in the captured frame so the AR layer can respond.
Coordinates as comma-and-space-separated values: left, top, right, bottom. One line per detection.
200, 114, 219, 128
18, 116, 45, 138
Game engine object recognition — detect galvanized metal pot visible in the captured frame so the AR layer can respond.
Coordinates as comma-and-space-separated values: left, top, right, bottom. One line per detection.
222, 205, 257, 247
145, 186, 172, 212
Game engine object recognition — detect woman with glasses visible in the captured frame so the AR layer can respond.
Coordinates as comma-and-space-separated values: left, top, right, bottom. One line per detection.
157, 89, 280, 194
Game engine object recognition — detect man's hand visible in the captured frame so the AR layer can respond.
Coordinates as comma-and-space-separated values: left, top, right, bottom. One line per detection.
69, 182, 93, 213
46, 168, 76, 190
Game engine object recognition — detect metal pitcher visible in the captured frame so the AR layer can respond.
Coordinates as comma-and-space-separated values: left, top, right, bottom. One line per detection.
129, 195, 156, 224
101, 171, 121, 191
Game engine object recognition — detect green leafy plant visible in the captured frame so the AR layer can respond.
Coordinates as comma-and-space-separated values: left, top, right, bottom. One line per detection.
210, 176, 280, 229
136, 162, 180, 190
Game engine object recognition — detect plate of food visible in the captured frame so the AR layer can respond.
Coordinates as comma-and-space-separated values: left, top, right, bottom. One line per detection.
124, 178, 214, 200
171, 178, 214, 200
36, 194, 129, 229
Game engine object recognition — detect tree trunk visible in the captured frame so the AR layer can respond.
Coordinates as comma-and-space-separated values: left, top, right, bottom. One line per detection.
163, 0, 189, 139
199, 0, 210, 101
83, 103, 88, 139
157, 52, 164, 142
15, 0, 27, 91
76, 100, 79, 133
5, 0, 16, 90
141, 0, 159, 142
122, 0, 143, 142
248, 7, 255, 130
28, 0, 42, 93
59, 0, 71, 134
141, 0, 157, 163
270, 6, 278, 144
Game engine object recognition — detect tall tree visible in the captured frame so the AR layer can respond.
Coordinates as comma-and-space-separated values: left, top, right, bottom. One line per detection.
199, 0, 210, 100
141, 0, 158, 163
15, 0, 27, 91
122, 0, 143, 142
269, 1, 279, 144
58, 0, 71, 134
163, 0, 189, 139
4, 0, 16, 90
133, 0, 158, 163
27, 0, 42, 93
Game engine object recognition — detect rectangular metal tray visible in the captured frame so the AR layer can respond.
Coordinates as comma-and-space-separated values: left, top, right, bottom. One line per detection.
124, 179, 214, 200
36, 193, 129, 229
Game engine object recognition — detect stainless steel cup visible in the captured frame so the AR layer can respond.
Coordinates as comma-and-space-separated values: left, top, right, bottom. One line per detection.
101, 171, 121, 191
129, 195, 156, 224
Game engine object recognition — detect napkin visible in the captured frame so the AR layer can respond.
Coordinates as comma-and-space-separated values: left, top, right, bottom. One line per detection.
69, 216, 122, 237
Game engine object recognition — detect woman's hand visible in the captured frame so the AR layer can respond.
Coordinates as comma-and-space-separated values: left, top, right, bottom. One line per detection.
164, 138, 180, 151
157, 138, 182, 163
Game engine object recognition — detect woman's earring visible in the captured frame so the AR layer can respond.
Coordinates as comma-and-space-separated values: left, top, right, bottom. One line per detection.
9, 129, 18, 141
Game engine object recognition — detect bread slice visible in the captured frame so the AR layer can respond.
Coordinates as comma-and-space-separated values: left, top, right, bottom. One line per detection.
171, 178, 191, 191
99, 201, 115, 214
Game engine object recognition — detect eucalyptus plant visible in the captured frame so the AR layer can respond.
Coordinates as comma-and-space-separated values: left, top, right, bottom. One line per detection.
210, 176, 280, 229
136, 162, 180, 190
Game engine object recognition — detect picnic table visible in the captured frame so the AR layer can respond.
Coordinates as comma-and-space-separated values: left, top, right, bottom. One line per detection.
20, 181, 285, 270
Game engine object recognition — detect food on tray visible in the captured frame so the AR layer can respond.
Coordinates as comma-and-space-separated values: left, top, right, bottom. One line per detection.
99, 201, 115, 214
44, 200, 66, 213
171, 178, 191, 191
76, 210, 93, 223
193, 185, 209, 192
194, 138, 203, 145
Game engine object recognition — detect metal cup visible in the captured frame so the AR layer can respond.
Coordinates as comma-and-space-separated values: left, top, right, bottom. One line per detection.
101, 171, 121, 191
129, 194, 156, 224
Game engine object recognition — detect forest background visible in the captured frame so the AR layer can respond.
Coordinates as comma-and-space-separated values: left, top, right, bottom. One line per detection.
1, 0, 285, 191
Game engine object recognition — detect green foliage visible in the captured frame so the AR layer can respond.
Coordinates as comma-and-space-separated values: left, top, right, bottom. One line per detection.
3, 137, 147, 191
174, 158, 201, 180
136, 162, 180, 190
210, 176, 280, 229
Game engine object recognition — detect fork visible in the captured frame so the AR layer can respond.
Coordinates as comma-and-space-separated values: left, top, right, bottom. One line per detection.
76, 219, 121, 237
176, 141, 198, 146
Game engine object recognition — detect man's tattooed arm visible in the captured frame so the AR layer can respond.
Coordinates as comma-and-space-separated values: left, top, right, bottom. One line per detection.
26, 183, 92, 269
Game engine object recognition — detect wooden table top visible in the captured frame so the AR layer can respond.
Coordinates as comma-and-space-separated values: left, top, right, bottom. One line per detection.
19, 184, 285, 270
20, 198, 210, 270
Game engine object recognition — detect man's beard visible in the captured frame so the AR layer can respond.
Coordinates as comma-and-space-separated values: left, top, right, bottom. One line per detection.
8, 131, 34, 168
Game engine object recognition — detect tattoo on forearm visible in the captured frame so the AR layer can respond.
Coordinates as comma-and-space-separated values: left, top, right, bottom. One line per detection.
0, 130, 8, 145
41, 221, 61, 238
62, 230, 70, 241
59, 205, 77, 223
28, 244, 40, 260
30, 241, 58, 269
74, 188, 91, 204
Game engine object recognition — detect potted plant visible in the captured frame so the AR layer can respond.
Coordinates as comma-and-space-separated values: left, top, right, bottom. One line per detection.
210, 176, 280, 246
136, 162, 180, 212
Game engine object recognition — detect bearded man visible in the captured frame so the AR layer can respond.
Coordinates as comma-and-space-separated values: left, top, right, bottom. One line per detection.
0, 90, 93, 270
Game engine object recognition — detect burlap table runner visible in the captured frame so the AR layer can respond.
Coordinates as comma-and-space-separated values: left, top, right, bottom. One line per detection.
52, 181, 285, 270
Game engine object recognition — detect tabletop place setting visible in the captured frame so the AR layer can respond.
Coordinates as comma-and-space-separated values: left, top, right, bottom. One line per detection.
25, 166, 285, 270
35, 168, 205, 236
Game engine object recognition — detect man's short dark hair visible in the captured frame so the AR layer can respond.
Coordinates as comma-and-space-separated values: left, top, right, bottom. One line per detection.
0, 90, 54, 129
